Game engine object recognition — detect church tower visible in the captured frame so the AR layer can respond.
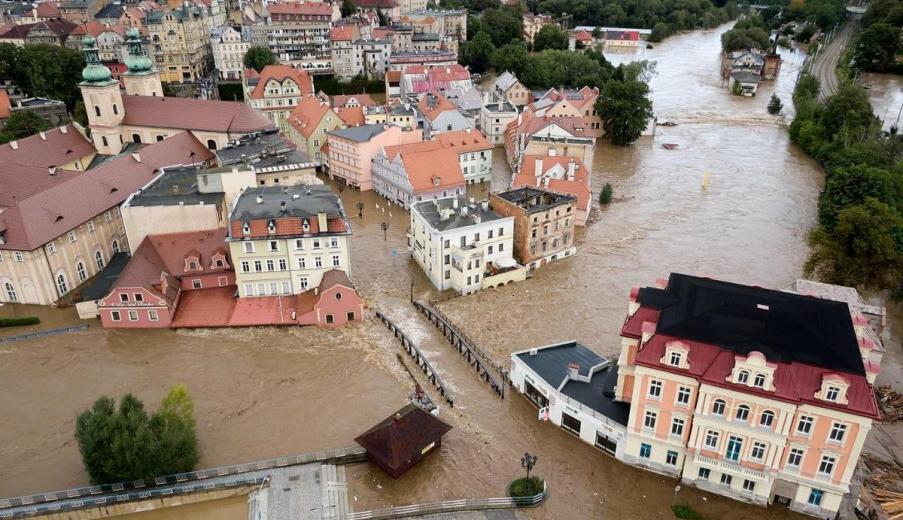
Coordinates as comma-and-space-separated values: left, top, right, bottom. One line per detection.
79, 36, 124, 155
121, 28, 163, 97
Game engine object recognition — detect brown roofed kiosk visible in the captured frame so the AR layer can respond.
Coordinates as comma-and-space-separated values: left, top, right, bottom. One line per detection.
354, 404, 452, 479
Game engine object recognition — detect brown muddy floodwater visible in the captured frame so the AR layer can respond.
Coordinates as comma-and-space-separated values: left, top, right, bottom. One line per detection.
2, 23, 898, 520
861, 72, 903, 130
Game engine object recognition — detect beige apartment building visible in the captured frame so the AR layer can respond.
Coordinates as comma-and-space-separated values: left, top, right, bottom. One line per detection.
489, 187, 576, 270
244, 65, 315, 132
145, 5, 213, 83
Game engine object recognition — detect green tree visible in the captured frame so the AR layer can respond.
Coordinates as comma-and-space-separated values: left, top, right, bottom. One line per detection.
595, 63, 654, 145
533, 24, 568, 51
467, 13, 483, 40
462, 31, 496, 72
491, 40, 529, 77
818, 165, 903, 228
481, 7, 523, 47
75, 386, 199, 484
341, 0, 356, 17
721, 26, 771, 52
243, 46, 276, 72
599, 182, 613, 204
0, 110, 50, 144
767, 94, 783, 115
852, 23, 902, 73
5, 44, 85, 109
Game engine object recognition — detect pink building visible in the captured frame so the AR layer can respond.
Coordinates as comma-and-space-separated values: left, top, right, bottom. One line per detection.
98, 229, 233, 328
514, 154, 592, 226
326, 123, 421, 190
296, 269, 364, 327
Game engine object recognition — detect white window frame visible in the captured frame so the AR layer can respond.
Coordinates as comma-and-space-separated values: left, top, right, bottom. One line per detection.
676, 386, 691, 405
648, 380, 663, 399
148, 309, 159, 321
643, 410, 657, 430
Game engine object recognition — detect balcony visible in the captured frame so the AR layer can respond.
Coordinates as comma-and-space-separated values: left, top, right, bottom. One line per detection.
482, 259, 526, 290
693, 453, 767, 481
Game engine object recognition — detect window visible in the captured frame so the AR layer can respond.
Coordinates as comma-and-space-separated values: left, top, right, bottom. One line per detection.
299, 277, 309, 290
112, 239, 120, 253
742, 479, 755, 492
698, 467, 711, 480
347, 311, 355, 321
241, 261, 250, 273
750, 441, 766, 461
266, 260, 275, 271
787, 448, 804, 467
148, 310, 158, 321
110, 310, 121, 321
808, 489, 823, 506
488, 245, 493, 254
113, 104, 118, 115
671, 418, 685, 437
735, 405, 750, 422
243, 242, 254, 253
648, 380, 662, 398
128, 310, 138, 321
639, 443, 651, 460
332, 255, 340, 267
244, 283, 254, 296
132, 134, 141, 144
281, 281, 290, 294
676, 386, 691, 405
704, 430, 719, 449
4, 282, 17, 302
94, 105, 101, 117
330, 237, 338, 248
101, 136, 108, 146
797, 416, 814, 435
14, 252, 23, 262
315, 257, 323, 268
192, 279, 202, 289
725, 436, 743, 462
242, 223, 251, 236
313, 239, 321, 249
666, 451, 678, 466
499, 243, 504, 252
712, 399, 726, 416
68, 231, 77, 243
134, 293, 143, 302
56, 273, 68, 295
760, 410, 775, 428
737, 370, 749, 384
818, 456, 836, 476
269, 240, 278, 252
751, 374, 765, 388
826, 386, 840, 402
47, 242, 57, 254
643, 410, 657, 430
279, 258, 287, 270
720, 473, 732, 486
669, 352, 682, 366
295, 239, 304, 250
829, 423, 847, 443
298, 258, 306, 269
76, 262, 87, 282
254, 260, 262, 272
561, 413, 581, 434
120, 293, 129, 302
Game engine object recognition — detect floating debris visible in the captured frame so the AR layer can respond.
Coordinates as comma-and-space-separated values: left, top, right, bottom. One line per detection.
660, 121, 678, 127
877, 386, 903, 423
662, 143, 679, 150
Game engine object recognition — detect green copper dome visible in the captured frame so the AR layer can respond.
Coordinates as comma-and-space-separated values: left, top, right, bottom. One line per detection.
124, 27, 154, 73
80, 36, 113, 83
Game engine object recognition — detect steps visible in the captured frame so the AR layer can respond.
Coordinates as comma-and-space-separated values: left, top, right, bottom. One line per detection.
319, 464, 349, 519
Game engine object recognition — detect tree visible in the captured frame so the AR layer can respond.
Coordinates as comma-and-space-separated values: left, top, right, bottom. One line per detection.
491, 40, 528, 77
481, 7, 523, 47
462, 31, 496, 73
1, 44, 85, 109
591, 27, 603, 39
852, 23, 902, 73
75, 386, 199, 484
818, 165, 903, 228
721, 26, 771, 52
341, 0, 356, 17
533, 24, 568, 52
467, 14, 483, 40
595, 63, 654, 145
767, 94, 783, 115
0, 110, 50, 144
599, 183, 613, 204
243, 46, 276, 73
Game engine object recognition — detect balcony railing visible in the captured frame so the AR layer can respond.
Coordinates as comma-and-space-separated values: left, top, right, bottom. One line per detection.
693, 454, 767, 480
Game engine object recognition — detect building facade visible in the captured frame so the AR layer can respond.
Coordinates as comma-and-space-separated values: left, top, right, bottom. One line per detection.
326, 124, 421, 190
228, 185, 352, 297
250, 2, 334, 68
212, 25, 249, 80
244, 64, 315, 132
145, 6, 213, 83
489, 187, 576, 270
371, 141, 465, 209
479, 97, 517, 145
513, 153, 592, 226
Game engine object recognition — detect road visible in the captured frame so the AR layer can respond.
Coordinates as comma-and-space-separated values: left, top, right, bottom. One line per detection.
809, 22, 856, 99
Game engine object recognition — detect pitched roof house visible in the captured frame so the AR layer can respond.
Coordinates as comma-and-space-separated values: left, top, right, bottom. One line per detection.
296, 268, 364, 327
355, 403, 452, 478
514, 154, 592, 226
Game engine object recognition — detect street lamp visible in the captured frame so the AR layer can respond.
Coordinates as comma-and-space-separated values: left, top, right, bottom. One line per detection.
356, 201, 365, 218
380, 221, 389, 241
521, 452, 538, 480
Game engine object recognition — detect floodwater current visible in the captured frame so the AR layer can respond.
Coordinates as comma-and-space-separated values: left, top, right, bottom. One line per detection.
1, 22, 901, 520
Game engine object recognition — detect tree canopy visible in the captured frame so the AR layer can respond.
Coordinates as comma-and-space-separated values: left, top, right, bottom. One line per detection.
480, 6, 524, 47
852, 23, 902, 73
243, 46, 276, 72
721, 14, 771, 52
0, 110, 50, 144
462, 31, 496, 72
75, 385, 199, 484
594, 62, 654, 145
517, 48, 615, 89
490, 40, 529, 77
0, 43, 85, 109
533, 24, 569, 52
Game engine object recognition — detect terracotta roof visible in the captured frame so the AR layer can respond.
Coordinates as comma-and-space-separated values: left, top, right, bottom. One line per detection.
329, 25, 354, 41
70, 21, 107, 36
0, 89, 10, 119
372, 27, 393, 39
385, 70, 401, 83
332, 94, 376, 107
574, 30, 592, 41
354, 0, 397, 7
0, 132, 213, 251
514, 154, 592, 212
354, 403, 452, 477
249, 64, 314, 100
319, 268, 353, 291
382, 141, 463, 193
268, 2, 332, 16
416, 91, 456, 122
36, 1, 61, 17
121, 96, 274, 133
434, 129, 491, 153
288, 96, 334, 139
335, 106, 364, 127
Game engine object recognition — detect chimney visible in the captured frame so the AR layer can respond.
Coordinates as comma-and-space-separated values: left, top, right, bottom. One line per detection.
567, 158, 576, 181
534, 158, 543, 178
280, 200, 287, 213
256, 195, 264, 204
317, 211, 327, 231
39, 131, 46, 140
131, 152, 141, 163
481, 200, 488, 212
9, 140, 18, 150
48, 167, 57, 176
567, 363, 580, 379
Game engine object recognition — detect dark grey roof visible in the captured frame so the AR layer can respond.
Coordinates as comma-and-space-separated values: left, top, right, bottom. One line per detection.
412, 32, 441, 41
79, 252, 129, 301
95, 2, 125, 19
231, 185, 347, 221
412, 196, 503, 232
639, 273, 864, 375
128, 166, 224, 208
482, 99, 516, 113
215, 130, 313, 167
516, 341, 629, 426
328, 124, 386, 142
731, 71, 760, 84
16, 97, 64, 108
496, 187, 575, 214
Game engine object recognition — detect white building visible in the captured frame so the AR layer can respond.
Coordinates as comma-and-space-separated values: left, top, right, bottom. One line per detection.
353, 38, 392, 80
408, 196, 526, 295
479, 97, 517, 145
212, 25, 250, 81
509, 340, 630, 457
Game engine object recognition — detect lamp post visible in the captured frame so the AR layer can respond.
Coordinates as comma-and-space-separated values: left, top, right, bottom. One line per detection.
521, 452, 538, 480
356, 201, 364, 218
380, 221, 389, 241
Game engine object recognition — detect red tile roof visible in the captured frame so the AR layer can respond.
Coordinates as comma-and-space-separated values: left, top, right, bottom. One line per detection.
0, 132, 213, 251
121, 95, 274, 133
354, 0, 397, 7
267, 2, 333, 16
288, 95, 334, 139
36, 1, 61, 18
0, 88, 12, 119
329, 25, 354, 41
372, 27, 393, 40
383, 141, 463, 193
335, 106, 365, 127
514, 154, 592, 212
574, 30, 592, 41
248, 64, 314, 100
417, 91, 456, 122
434, 129, 491, 153
332, 94, 376, 108
70, 21, 107, 36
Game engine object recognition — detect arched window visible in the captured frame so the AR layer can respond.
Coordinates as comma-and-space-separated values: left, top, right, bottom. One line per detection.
760, 410, 775, 428
113, 104, 118, 115
95, 250, 105, 270
76, 262, 87, 282
712, 399, 726, 416
335, 291, 342, 301
156, 135, 164, 142
206, 139, 217, 150
737, 370, 749, 384
3, 281, 17, 302
56, 272, 68, 295
754, 374, 766, 388
112, 239, 120, 254
132, 133, 141, 144
94, 106, 101, 117
735, 405, 750, 422
101, 136, 108, 147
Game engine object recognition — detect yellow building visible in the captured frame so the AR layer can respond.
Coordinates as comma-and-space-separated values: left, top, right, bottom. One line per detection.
285, 95, 344, 162
145, 5, 212, 83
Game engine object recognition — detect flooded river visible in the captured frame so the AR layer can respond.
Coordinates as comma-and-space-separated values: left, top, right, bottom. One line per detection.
1, 23, 899, 520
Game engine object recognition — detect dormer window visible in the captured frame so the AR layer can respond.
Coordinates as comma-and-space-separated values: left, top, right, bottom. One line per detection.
817, 375, 850, 404
242, 222, 250, 235
754, 374, 766, 388
302, 218, 310, 233
826, 386, 840, 402
669, 352, 682, 367
661, 341, 690, 369
267, 219, 277, 233
737, 371, 749, 384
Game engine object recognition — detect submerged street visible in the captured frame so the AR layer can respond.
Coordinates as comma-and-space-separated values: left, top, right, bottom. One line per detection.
1, 22, 901, 520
